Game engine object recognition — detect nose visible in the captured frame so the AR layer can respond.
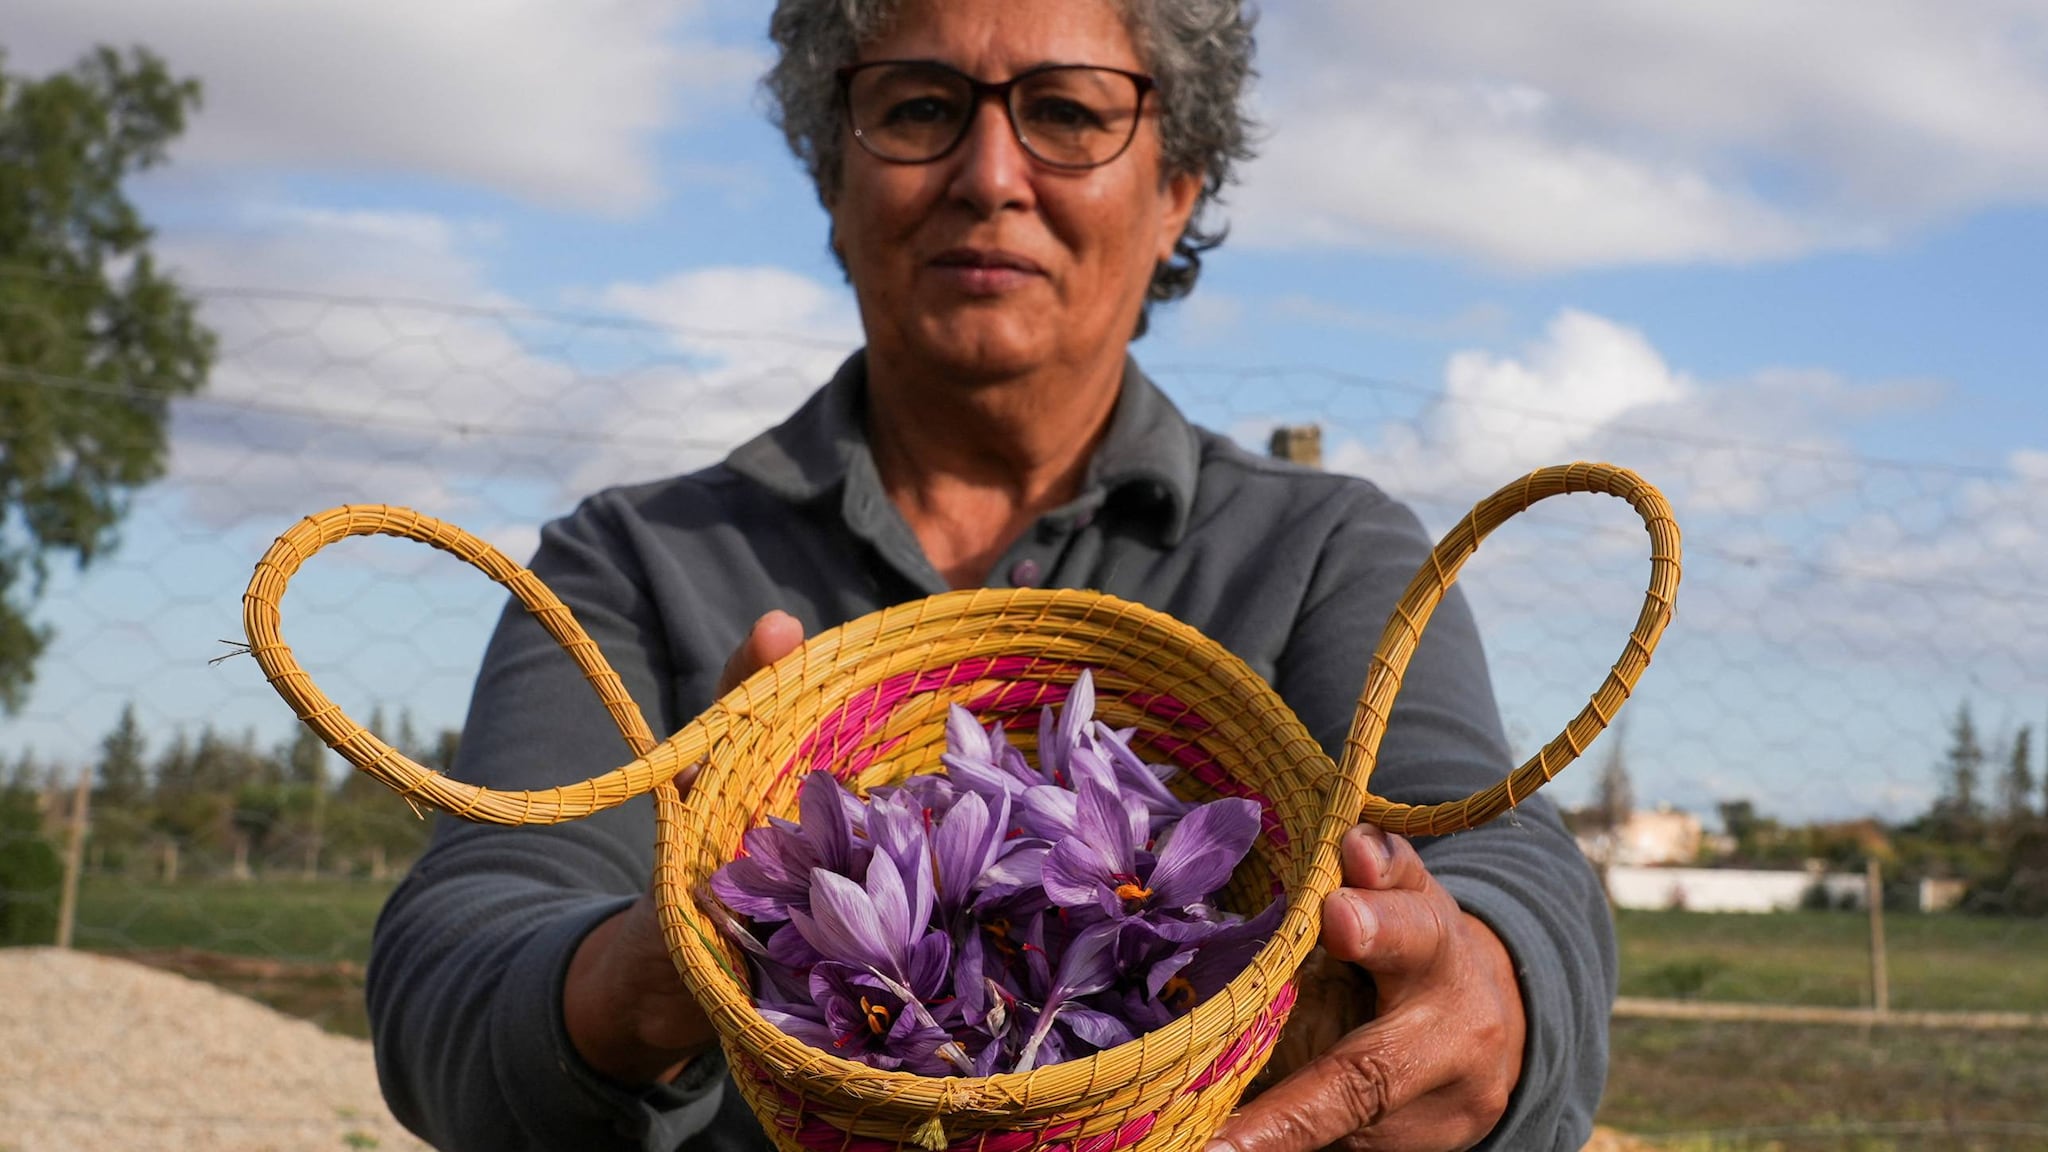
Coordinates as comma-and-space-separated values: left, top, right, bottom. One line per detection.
945, 94, 1036, 216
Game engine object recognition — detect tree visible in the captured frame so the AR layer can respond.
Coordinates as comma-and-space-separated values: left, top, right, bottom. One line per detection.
91, 701, 152, 869
1594, 728, 1633, 832
0, 46, 213, 712
96, 700, 146, 805
2000, 725, 2037, 832
1933, 702, 1985, 835
0, 774, 61, 944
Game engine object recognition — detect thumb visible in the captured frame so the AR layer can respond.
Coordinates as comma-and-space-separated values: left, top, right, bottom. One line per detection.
717, 610, 806, 695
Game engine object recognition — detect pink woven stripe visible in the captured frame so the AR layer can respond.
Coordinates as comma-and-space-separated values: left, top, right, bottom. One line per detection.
1184, 980, 1297, 1093
784, 656, 1071, 786
755, 654, 1288, 854
1139, 734, 1289, 851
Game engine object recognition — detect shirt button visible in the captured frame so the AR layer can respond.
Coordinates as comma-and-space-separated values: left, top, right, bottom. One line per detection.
1008, 558, 1042, 588
1074, 510, 1094, 530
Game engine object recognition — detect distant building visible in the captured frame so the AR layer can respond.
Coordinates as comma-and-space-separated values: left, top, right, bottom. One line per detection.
1572, 804, 1703, 867
1268, 424, 1322, 468
1606, 865, 1867, 912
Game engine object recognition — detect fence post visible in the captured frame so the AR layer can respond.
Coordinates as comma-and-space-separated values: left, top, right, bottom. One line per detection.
1866, 857, 1888, 1015
54, 769, 91, 949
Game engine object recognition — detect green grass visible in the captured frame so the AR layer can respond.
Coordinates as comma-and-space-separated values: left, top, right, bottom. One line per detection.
69, 875, 397, 964
1615, 909, 2048, 1013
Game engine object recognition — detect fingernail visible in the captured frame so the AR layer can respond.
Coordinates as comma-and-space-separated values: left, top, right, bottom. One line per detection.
1204, 1141, 1236, 1152
1343, 890, 1377, 947
1355, 825, 1389, 871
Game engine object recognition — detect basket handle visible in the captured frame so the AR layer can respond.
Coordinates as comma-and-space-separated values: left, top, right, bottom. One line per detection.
1340, 462, 1681, 836
241, 504, 703, 824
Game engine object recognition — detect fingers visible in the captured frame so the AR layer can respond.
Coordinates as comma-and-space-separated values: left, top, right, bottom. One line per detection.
1322, 827, 1451, 974
1339, 825, 1426, 892
716, 610, 806, 695
1209, 1017, 1427, 1152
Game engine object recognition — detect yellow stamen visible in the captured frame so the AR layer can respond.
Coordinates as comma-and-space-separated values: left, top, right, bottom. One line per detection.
1160, 975, 1196, 1012
860, 995, 892, 1035
1114, 881, 1154, 908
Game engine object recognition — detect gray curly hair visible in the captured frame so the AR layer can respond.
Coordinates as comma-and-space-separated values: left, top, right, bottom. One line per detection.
765, 0, 1257, 334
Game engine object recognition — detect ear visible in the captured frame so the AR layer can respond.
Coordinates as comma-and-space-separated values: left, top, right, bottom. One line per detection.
1156, 170, 1203, 264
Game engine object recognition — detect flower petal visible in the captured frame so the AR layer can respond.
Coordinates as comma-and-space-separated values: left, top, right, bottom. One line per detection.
864, 851, 915, 959
1042, 836, 1118, 913
1074, 780, 1135, 872
1146, 797, 1262, 908
797, 868, 893, 974
1059, 1004, 1134, 1050
931, 791, 991, 917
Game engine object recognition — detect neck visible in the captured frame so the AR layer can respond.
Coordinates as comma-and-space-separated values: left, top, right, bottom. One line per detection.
865, 350, 1123, 590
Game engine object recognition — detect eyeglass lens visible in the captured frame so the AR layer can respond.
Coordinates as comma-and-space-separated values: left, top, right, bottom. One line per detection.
846, 63, 1144, 168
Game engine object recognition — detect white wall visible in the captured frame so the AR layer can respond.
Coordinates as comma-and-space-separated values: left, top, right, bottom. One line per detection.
1606, 865, 1866, 912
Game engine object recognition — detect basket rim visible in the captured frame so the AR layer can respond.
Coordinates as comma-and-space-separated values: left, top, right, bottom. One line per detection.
655, 588, 1340, 1120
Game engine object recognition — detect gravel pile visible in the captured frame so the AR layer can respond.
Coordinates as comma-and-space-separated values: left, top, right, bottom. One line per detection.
0, 947, 429, 1152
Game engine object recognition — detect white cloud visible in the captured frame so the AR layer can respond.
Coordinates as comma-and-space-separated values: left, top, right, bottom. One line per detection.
7, 0, 759, 212
1238, 1, 2048, 269
158, 208, 858, 554
1327, 309, 1694, 499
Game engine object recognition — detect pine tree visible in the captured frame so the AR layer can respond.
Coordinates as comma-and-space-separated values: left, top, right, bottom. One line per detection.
2000, 725, 2036, 830
1595, 728, 1633, 832
284, 725, 328, 790
1936, 702, 1985, 835
96, 702, 148, 806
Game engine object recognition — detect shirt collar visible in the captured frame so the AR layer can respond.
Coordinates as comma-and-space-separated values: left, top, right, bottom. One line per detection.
725, 350, 1200, 545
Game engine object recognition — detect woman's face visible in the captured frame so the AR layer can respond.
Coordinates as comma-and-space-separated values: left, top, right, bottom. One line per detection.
829, 0, 1201, 385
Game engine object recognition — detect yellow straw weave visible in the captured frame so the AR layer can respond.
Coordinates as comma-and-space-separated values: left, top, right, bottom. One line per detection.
240, 461, 1680, 1152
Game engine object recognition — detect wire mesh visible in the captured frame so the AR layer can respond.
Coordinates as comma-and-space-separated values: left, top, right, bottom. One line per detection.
2, 284, 2044, 1146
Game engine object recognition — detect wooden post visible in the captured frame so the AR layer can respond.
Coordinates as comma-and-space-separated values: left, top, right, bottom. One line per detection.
162, 839, 179, 885
1867, 858, 1889, 1015
54, 770, 90, 949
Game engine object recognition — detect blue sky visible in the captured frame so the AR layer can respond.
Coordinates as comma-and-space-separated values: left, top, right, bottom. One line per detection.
7, 2, 2047, 825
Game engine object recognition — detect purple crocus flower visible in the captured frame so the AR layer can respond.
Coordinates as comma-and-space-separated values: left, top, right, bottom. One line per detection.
716, 669, 1276, 1076
1042, 781, 1262, 923
712, 771, 870, 921
790, 854, 949, 1000
1011, 920, 1126, 1072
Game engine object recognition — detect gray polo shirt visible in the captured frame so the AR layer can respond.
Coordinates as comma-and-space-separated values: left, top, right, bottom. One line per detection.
367, 352, 1614, 1151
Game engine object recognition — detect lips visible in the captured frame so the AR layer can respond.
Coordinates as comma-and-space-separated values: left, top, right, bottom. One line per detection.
929, 248, 1045, 275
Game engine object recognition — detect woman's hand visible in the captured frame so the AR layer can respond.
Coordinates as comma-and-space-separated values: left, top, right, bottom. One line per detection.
561, 610, 807, 1086
1209, 825, 1526, 1152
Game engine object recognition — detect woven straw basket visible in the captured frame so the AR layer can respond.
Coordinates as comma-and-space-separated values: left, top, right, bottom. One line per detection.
242, 461, 1679, 1152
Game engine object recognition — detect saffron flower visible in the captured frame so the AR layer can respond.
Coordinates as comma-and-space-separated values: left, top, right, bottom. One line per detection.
709, 670, 1279, 1075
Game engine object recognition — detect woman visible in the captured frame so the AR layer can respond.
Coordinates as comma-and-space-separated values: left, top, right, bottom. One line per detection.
367, 2, 1615, 1150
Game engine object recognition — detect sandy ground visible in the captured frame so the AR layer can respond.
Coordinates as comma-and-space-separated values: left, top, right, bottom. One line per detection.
0, 947, 428, 1152
0, 947, 1660, 1151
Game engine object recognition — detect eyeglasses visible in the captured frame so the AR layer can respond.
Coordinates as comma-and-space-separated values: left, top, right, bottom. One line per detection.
837, 60, 1156, 170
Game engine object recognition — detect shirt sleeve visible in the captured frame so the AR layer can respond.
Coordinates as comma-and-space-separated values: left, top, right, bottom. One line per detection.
1269, 485, 1616, 1151
366, 493, 765, 1151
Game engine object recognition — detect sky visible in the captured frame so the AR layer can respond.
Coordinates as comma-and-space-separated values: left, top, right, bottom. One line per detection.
5, 1, 2047, 827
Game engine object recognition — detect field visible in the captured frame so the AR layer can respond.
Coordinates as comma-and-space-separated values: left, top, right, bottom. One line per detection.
1615, 908, 2048, 1013
56, 881, 2048, 1147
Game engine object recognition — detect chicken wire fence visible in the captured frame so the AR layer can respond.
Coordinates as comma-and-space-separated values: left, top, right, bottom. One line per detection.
3, 285, 2047, 1048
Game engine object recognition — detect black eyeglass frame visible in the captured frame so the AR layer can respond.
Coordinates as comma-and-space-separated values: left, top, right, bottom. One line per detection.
835, 59, 1158, 171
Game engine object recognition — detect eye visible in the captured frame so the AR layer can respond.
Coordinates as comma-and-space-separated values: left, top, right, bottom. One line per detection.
1022, 97, 1106, 132
883, 95, 960, 127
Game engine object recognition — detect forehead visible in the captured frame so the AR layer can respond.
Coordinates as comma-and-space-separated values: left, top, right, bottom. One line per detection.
862, 0, 1143, 75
